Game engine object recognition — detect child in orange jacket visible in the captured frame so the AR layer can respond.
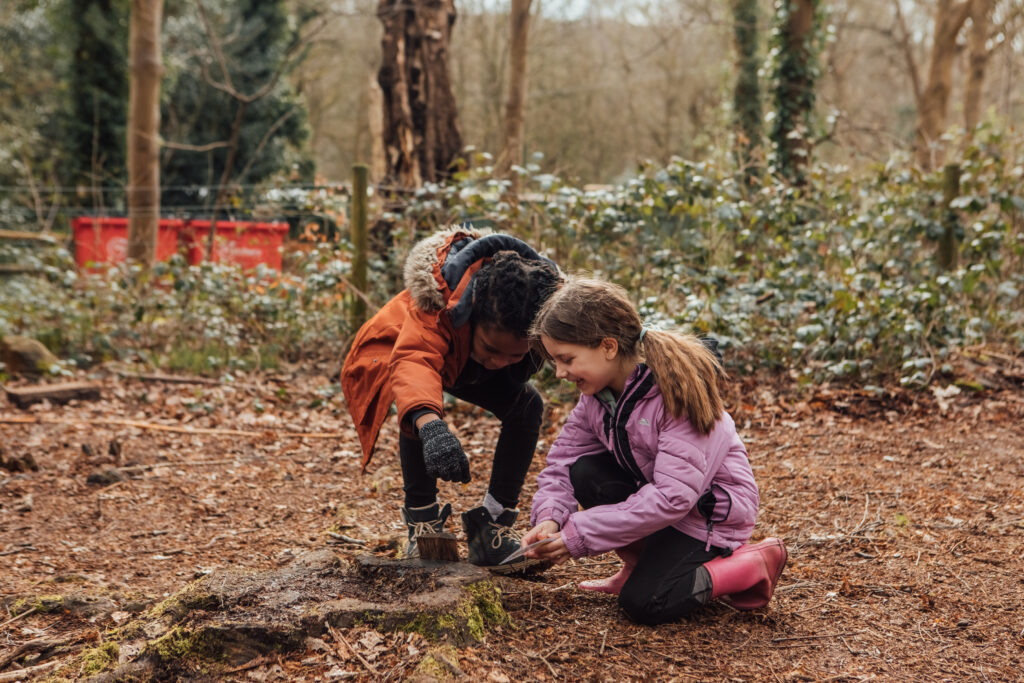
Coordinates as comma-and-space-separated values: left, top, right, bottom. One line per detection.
341, 227, 561, 571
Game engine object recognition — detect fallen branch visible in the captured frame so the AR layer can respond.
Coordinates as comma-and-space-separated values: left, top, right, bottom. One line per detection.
115, 456, 267, 473
0, 607, 37, 629
0, 545, 37, 558
0, 415, 344, 440
0, 659, 62, 682
4, 382, 102, 408
114, 371, 222, 386
771, 631, 862, 643
0, 632, 94, 671
0, 229, 57, 243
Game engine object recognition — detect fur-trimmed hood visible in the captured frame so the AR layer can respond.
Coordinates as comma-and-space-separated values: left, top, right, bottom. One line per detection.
402, 227, 557, 326
403, 227, 484, 312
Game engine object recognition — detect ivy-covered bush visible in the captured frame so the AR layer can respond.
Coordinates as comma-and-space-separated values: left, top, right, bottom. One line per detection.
1, 128, 1021, 386
388, 130, 1024, 387
0, 246, 352, 375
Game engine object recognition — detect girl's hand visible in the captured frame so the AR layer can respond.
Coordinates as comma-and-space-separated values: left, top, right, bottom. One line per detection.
522, 521, 570, 565
521, 520, 559, 546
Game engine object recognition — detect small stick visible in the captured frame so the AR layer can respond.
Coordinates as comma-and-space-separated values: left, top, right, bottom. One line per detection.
224, 655, 272, 674
327, 532, 367, 546
599, 630, 607, 656
114, 371, 222, 386
771, 631, 861, 643
0, 606, 37, 629
0, 659, 62, 682
546, 582, 574, 592
328, 624, 379, 676
510, 646, 557, 679
0, 545, 36, 558
0, 415, 345, 439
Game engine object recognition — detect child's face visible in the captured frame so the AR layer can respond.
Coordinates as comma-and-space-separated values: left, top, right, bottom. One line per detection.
471, 325, 531, 370
541, 335, 622, 396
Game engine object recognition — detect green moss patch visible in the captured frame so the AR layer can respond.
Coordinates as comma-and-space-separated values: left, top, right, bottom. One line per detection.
79, 641, 120, 677
10, 593, 65, 616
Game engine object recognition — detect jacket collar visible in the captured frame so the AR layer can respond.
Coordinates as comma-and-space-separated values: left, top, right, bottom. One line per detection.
595, 364, 655, 415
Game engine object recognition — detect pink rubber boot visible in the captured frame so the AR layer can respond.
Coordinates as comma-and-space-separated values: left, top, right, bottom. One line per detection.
579, 542, 642, 595
704, 538, 787, 610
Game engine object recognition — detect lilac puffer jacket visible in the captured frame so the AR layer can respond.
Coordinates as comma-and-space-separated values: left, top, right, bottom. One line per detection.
530, 365, 759, 557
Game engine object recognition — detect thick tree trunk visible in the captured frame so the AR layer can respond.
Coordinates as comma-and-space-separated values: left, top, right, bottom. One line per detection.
964, 0, 993, 133
915, 0, 972, 169
126, 0, 163, 265
771, 0, 818, 184
496, 0, 532, 179
732, 0, 762, 182
377, 0, 463, 188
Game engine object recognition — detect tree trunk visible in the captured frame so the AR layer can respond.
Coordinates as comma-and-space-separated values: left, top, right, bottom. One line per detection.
496, 0, 532, 180
915, 0, 972, 169
126, 0, 164, 265
732, 0, 762, 183
964, 0, 993, 133
367, 74, 387, 184
770, 0, 818, 184
377, 0, 463, 189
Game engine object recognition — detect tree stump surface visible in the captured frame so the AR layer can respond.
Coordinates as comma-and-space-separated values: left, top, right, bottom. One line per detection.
38, 550, 509, 680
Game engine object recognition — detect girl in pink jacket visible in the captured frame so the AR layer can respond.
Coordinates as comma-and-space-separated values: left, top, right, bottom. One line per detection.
522, 278, 787, 624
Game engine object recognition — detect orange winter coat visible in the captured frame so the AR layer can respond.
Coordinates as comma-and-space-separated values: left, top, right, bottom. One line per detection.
341, 228, 551, 469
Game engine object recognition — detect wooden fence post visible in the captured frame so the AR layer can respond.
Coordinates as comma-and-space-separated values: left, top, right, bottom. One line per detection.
350, 164, 369, 330
938, 163, 960, 271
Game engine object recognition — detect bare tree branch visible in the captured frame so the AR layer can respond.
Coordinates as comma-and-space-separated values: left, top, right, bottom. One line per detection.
161, 138, 232, 152
234, 107, 300, 184
893, 0, 923, 108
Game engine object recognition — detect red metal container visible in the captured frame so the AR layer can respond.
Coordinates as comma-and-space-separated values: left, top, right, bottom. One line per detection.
184, 220, 289, 270
71, 217, 183, 267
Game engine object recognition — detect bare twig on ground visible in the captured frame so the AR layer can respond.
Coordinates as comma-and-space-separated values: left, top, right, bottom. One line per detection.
0, 607, 37, 630
326, 532, 367, 546
0, 416, 345, 439
327, 624, 379, 676
0, 659, 63, 682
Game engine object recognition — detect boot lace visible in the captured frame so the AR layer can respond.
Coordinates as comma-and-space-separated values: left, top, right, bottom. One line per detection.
489, 522, 522, 549
411, 519, 444, 537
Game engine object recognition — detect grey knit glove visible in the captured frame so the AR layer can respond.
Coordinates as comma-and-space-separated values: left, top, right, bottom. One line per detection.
418, 420, 471, 483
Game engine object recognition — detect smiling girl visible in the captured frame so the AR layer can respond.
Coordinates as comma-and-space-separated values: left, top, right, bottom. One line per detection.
521, 278, 787, 624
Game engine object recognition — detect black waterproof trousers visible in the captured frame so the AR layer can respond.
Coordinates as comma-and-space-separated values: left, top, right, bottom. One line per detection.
399, 359, 543, 510
569, 453, 728, 624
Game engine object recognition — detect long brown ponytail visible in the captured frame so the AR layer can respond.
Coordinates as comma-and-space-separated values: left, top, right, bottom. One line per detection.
531, 278, 724, 435
640, 329, 723, 435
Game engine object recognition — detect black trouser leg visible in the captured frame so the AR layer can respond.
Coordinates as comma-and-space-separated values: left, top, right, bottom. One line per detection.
569, 452, 639, 509
399, 432, 438, 508
617, 528, 720, 625
447, 378, 544, 510
568, 453, 724, 625
398, 363, 543, 510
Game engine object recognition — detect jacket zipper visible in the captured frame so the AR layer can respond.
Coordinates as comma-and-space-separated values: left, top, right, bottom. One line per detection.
607, 367, 650, 483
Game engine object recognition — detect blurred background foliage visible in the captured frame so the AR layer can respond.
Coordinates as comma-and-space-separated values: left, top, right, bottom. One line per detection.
0, 0, 1021, 389
2, 128, 1021, 387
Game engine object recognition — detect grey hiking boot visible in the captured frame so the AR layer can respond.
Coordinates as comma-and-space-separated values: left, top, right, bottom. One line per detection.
401, 502, 452, 558
460, 505, 543, 574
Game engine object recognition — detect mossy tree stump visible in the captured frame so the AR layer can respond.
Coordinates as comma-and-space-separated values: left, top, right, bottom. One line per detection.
47, 551, 509, 680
